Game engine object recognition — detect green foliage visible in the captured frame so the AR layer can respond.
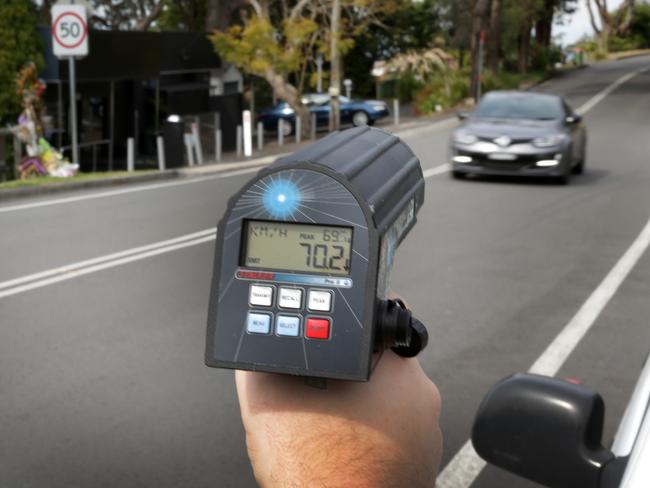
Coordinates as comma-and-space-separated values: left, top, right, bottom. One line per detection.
414, 70, 469, 114
630, 4, 650, 48
0, 0, 43, 126
414, 69, 546, 115
210, 16, 317, 78
157, 0, 206, 31
608, 35, 644, 52
343, 0, 445, 97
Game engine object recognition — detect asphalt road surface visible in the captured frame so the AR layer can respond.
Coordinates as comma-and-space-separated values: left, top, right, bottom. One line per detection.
2, 56, 649, 488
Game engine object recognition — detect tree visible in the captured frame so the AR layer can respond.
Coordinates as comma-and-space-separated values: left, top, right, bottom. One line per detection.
206, 0, 246, 31
586, 0, 618, 52
486, 0, 502, 72
210, 0, 393, 135
210, 0, 319, 136
469, 0, 490, 99
89, 0, 164, 30
0, 0, 43, 126
614, 0, 636, 36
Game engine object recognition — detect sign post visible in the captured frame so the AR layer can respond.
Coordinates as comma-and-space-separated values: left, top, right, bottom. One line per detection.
51, 3, 89, 168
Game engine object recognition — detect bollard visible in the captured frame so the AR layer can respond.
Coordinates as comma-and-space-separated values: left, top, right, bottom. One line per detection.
257, 122, 264, 151
184, 133, 195, 166
127, 137, 135, 171
278, 119, 284, 147
296, 116, 301, 144
13, 134, 22, 176
243, 111, 252, 158
156, 136, 165, 171
393, 99, 400, 126
215, 129, 222, 162
311, 113, 317, 140
236, 125, 243, 157
192, 123, 204, 164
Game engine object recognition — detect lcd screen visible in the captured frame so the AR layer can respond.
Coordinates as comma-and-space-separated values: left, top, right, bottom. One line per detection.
242, 220, 353, 276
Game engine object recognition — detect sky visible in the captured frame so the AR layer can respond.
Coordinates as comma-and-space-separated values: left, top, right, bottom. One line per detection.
553, 0, 625, 46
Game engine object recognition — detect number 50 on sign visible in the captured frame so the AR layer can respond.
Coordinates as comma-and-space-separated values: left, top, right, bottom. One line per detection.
51, 4, 88, 57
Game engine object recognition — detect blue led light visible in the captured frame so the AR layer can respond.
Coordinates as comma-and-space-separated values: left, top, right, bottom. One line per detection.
263, 179, 301, 218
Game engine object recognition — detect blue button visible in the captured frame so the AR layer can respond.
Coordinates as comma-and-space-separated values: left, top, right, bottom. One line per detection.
276, 315, 300, 337
247, 312, 271, 334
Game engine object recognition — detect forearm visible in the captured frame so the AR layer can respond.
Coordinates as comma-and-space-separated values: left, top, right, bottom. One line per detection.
246, 412, 438, 488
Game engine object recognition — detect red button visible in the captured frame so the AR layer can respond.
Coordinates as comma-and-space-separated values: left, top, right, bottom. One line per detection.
306, 318, 330, 340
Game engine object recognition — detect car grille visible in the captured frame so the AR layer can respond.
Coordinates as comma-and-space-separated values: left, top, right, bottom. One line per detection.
458, 151, 554, 171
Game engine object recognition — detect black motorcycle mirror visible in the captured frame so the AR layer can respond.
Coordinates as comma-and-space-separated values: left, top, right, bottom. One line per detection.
472, 373, 618, 488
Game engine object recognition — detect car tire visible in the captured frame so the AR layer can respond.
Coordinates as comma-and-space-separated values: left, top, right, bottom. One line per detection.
280, 119, 293, 136
352, 111, 369, 127
452, 171, 466, 180
572, 158, 585, 175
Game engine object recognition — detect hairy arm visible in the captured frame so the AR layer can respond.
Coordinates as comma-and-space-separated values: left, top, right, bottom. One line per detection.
237, 352, 442, 487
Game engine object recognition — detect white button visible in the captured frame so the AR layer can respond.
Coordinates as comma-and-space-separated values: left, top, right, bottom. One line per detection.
247, 313, 271, 334
276, 315, 300, 337
308, 290, 332, 312
249, 285, 273, 307
279, 288, 302, 309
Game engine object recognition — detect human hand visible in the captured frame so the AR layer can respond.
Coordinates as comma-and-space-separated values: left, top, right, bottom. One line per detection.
236, 351, 442, 488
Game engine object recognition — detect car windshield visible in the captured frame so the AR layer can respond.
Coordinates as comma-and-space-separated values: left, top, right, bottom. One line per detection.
473, 93, 564, 120
300, 94, 350, 106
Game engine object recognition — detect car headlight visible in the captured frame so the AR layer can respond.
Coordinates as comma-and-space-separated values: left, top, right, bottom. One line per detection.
368, 102, 387, 111
533, 135, 564, 148
453, 133, 478, 145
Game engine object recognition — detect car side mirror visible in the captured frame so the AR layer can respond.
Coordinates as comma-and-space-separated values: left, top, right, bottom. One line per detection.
457, 110, 470, 121
472, 373, 615, 488
566, 114, 582, 125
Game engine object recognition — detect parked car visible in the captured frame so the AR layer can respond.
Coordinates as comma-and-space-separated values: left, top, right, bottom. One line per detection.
449, 90, 587, 184
258, 94, 390, 136
472, 353, 650, 487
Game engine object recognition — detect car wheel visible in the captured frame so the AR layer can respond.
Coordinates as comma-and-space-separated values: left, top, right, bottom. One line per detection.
572, 158, 585, 175
452, 171, 466, 180
352, 111, 369, 127
280, 119, 293, 137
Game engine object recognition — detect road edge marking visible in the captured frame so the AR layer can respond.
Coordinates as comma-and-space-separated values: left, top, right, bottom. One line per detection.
436, 214, 650, 488
0, 234, 217, 299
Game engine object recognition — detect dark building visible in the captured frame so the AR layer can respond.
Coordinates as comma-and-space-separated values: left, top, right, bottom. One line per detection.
39, 28, 243, 171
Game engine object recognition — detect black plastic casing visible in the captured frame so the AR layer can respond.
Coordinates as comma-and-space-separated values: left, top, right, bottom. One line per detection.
205, 126, 424, 380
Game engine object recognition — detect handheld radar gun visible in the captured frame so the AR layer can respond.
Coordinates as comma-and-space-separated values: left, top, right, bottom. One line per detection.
206, 126, 428, 381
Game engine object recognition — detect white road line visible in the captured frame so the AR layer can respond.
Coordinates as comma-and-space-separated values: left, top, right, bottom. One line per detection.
0, 228, 216, 291
0, 160, 447, 300
435, 66, 650, 488
423, 164, 451, 179
437, 215, 650, 488
0, 166, 264, 214
0, 234, 217, 299
576, 67, 648, 115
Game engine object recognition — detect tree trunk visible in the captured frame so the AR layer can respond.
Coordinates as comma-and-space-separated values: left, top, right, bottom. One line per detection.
206, 0, 245, 31
470, 0, 490, 101
262, 68, 311, 137
616, 0, 636, 36
518, 22, 531, 74
598, 22, 611, 53
487, 0, 501, 72
330, 0, 341, 130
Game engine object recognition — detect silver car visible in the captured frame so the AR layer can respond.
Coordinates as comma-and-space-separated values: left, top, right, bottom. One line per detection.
450, 91, 587, 184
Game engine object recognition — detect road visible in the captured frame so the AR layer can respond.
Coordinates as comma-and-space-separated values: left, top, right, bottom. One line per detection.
1, 56, 649, 488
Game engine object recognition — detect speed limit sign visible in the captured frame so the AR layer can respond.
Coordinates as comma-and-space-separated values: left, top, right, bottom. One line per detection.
51, 4, 88, 57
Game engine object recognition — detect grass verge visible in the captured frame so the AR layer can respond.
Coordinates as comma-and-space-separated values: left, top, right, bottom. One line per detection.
0, 171, 157, 190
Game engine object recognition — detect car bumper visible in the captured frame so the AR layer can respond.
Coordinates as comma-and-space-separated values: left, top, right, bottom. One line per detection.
368, 108, 390, 121
450, 146, 568, 177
